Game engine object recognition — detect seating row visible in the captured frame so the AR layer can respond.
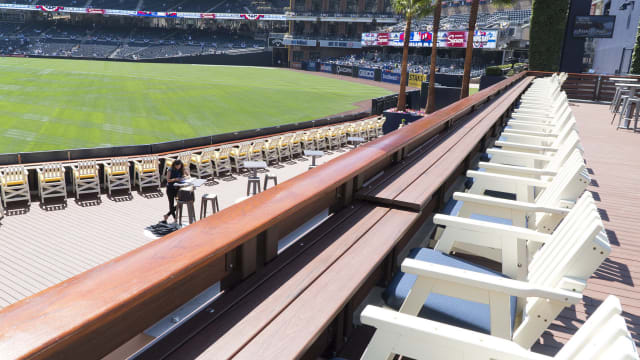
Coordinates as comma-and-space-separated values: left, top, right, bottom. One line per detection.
360, 73, 639, 359
0, 117, 386, 209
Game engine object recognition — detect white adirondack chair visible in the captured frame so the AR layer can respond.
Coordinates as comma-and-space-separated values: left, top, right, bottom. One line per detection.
0, 165, 31, 207
134, 156, 160, 192
37, 163, 67, 203
467, 149, 588, 205
230, 143, 250, 172
366, 120, 378, 140
494, 127, 580, 156
164, 151, 192, 181
104, 158, 131, 196
213, 146, 232, 176
485, 130, 582, 171
190, 148, 215, 179
336, 124, 349, 147
380, 192, 609, 349
72, 160, 100, 199
505, 107, 575, 135
436, 190, 597, 281
360, 296, 638, 360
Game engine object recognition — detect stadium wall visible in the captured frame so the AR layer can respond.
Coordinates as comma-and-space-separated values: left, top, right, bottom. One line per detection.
30, 51, 273, 67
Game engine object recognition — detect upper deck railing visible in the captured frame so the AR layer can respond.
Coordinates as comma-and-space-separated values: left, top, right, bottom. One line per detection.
0, 72, 527, 360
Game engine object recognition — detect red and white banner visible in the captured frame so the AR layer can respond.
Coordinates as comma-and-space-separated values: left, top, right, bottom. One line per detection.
36, 5, 63, 12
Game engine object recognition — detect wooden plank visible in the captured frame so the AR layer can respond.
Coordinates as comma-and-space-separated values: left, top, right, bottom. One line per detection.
232, 209, 420, 360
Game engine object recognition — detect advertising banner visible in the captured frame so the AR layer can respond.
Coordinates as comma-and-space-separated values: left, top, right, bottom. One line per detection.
306, 62, 317, 71
363, 30, 498, 49
573, 16, 615, 38
269, 38, 285, 48
283, 38, 318, 46
357, 67, 376, 80
337, 65, 353, 76
473, 30, 498, 48
408, 73, 427, 87
291, 61, 303, 70
320, 63, 334, 73
440, 31, 467, 48
318, 40, 362, 48
381, 71, 402, 84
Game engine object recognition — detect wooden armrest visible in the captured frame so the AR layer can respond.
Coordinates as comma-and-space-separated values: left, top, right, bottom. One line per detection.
477, 162, 557, 177
433, 214, 550, 244
466, 170, 550, 188
452, 192, 571, 216
486, 148, 554, 162
494, 141, 558, 152
502, 129, 557, 137
401, 259, 581, 304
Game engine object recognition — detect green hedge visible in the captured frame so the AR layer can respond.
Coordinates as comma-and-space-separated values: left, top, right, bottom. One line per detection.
529, 0, 570, 71
631, 22, 640, 74
485, 63, 528, 76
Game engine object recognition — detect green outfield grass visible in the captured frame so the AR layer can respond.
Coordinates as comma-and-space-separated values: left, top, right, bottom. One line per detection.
0, 58, 392, 153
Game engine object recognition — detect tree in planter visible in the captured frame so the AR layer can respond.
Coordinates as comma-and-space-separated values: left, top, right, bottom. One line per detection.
425, 0, 442, 114
460, 0, 512, 99
529, 0, 570, 71
392, 0, 433, 111
631, 21, 640, 74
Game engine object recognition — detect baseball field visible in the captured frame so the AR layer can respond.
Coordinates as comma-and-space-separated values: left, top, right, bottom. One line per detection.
0, 58, 392, 153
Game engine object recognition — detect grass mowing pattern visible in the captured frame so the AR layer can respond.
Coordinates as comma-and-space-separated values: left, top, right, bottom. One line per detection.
0, 58, 392, 153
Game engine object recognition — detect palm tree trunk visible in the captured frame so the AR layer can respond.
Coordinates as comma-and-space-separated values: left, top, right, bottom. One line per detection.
397, 16, 411, 111
426, 0, 442, 114
460, 0, 479, 99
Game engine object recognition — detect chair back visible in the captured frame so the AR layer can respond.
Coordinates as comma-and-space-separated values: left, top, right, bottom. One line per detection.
235, 142, 251, 156
217, 145, 232, 159
279, 134, 292, 146
140, 156, 158, 171
546, 132, 582, 171
41, 163, 64, 181
1, 165, 27, 183
556, 296, 638, 360
536, 149, 589, 207
76, 161, 97, 177
200, 148, 215, 162
110, 158, 129, 174
291, 132, 304, 143
251, 140, 265, 153
529, 192, 609, 289
178, 151, 192, 164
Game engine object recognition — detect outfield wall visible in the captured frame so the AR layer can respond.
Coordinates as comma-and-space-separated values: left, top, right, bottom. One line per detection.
30, 50, 273, 67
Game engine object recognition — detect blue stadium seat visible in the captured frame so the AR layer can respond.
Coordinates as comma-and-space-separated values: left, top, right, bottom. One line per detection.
382, 248, 517, 335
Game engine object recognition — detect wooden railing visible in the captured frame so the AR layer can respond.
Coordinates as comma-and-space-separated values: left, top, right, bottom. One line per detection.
528, 71, 640, 102
0, 71, 527, 360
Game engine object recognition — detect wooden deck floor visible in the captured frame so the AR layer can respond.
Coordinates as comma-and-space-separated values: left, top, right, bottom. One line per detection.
532, 101, 640, 355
